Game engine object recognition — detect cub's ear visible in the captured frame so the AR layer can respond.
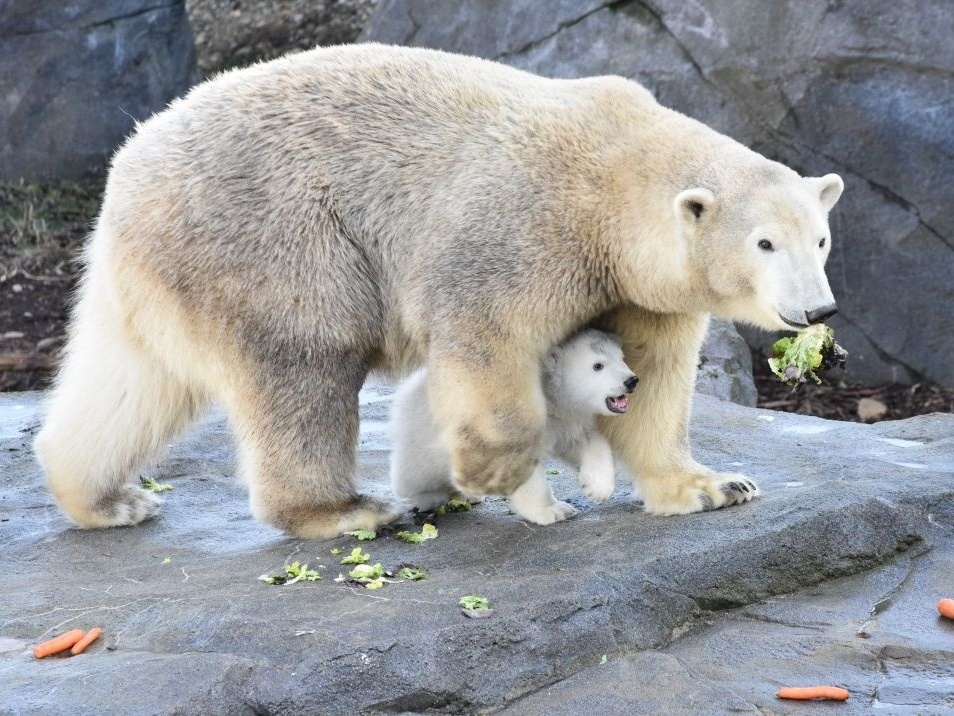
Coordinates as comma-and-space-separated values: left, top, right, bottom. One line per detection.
806, 173, 844, 212
674, 188, 716, 229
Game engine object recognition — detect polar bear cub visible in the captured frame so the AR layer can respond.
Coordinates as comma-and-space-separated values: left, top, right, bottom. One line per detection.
391, 329, 638, 524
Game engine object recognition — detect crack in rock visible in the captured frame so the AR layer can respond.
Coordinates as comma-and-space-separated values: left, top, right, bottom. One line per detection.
2, 2, 179, 38
494, 1, 620, 62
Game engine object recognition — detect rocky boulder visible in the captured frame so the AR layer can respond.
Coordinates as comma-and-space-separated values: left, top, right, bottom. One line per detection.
2, 383, 953, 713
697, 318, 757, 407
0, 0, 198, 179
363, 0, 954, 388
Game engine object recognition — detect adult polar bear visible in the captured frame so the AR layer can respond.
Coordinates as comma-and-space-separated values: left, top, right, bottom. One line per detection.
35, 44, 843, 538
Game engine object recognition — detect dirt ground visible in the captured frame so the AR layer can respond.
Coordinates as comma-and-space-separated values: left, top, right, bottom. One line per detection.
2, 1, 952, 422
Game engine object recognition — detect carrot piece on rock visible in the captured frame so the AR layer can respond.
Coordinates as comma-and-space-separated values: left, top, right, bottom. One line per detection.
937, 598, 954, 619
70, 628, 103, 655
777, 686, 849, 701
33, 629, 85, 659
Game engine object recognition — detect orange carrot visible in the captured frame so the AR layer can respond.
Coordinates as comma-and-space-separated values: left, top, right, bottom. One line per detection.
33, 628, 85, 659
937, 598, 954, 619
777, 686, 849, 701
70, 628, 103, 655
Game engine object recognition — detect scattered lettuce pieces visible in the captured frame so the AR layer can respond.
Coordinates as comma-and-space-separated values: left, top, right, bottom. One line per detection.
330, 548, 342, 556
161, 557, 171, 564
348, 563, 384, 580
434, 499, 472, 515
459, 595, 490, 611
768, 324, 847, 387
346, 529, 377, 541
341, 547, 371, 565
397, 566, 428, 581
347, 563, 386, 590
545, 468, 560, 475
139, 476, 173, 493
259, 561, 322, 585
395, 523, 438, 544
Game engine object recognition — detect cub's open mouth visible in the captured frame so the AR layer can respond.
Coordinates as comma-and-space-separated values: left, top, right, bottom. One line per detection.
606, 395, 629, 414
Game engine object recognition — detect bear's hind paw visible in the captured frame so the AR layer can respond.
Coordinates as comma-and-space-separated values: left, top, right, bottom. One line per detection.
80, 485, 162, 528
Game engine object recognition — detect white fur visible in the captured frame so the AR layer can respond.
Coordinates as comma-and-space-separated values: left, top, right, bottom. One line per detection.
391, 329, 637, 523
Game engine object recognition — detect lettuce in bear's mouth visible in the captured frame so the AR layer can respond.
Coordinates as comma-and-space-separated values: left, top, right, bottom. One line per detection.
606, 395, 629, 414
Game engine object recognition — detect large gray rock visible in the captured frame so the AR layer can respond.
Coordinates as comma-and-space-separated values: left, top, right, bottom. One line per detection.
363, 1, 954, 388
696, 318, 757, 407
0, 0, 198, 179
2, 385, 953, 713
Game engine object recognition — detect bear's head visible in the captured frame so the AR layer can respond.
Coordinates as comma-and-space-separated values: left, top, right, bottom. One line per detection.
674, 168, 844, 331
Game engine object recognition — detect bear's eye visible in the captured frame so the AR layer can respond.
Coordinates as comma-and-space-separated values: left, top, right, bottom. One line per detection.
758, 239, 774, 251
818, 237, 827, 248
593, 362, 604, 372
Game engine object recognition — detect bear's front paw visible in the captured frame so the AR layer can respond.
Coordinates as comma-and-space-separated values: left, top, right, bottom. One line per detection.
578, 469, 616, 503
641, 471, 759, 515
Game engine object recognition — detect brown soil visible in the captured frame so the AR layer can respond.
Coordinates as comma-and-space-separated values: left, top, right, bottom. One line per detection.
0, 179, 101, 391
752, 353, 954, 423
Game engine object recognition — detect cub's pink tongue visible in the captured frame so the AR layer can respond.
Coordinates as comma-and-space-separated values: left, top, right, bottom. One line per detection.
608, 395, 629, 413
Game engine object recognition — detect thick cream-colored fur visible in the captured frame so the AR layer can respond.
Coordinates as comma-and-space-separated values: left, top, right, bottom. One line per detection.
35, 44, 840, 535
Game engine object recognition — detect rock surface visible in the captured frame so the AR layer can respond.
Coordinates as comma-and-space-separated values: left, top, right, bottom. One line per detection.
0, 0, 198, 180
2, 384, 953, 714
363, 0, 954, 388
696, 318, 757, 407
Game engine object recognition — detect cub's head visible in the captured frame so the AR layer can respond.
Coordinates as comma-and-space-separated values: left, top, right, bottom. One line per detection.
674, 167, 844, 331
544, 329, 638, 417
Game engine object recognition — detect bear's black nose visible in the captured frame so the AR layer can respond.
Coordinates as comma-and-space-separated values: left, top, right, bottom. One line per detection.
806, 303, 838, 324
624, 375, 639, 392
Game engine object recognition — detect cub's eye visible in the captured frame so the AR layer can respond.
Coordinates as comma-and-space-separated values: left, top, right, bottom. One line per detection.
593, 363, 604, 372
819, 237, 827, 248
758, 239, 774, 251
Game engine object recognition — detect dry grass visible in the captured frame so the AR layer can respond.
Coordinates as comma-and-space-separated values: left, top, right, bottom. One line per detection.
0, 179, 103, 281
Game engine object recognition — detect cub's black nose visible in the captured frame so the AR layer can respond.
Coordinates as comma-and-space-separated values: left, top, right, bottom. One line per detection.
806, 303, 838, 324
624, 375, 639, 392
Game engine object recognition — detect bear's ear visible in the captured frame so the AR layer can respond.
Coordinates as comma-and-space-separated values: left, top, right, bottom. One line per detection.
674, 188, 716, 229
806, 173, 844, 212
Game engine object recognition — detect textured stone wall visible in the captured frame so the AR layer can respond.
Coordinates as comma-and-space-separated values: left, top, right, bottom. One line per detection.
1, 0, 198, 179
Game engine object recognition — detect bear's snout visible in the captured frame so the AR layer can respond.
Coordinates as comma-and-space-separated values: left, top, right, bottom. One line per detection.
624, 374, 639, 392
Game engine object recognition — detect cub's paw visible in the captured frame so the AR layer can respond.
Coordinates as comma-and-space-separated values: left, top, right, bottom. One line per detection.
512, 498, 578, 526
505, 469, 577, 525
641, 471, 759, 516
405, 489, 455, 513
87, 485, 162, 527
579, 470, 616, 503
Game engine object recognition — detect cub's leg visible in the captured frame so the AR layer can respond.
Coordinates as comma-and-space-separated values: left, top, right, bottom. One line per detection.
34, 283, 204, 527
508, 465, 577, 525
595, 307, 758, 514
390, 369, 456, 511
574, 433, 617, 503
230, 349, 403, 539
